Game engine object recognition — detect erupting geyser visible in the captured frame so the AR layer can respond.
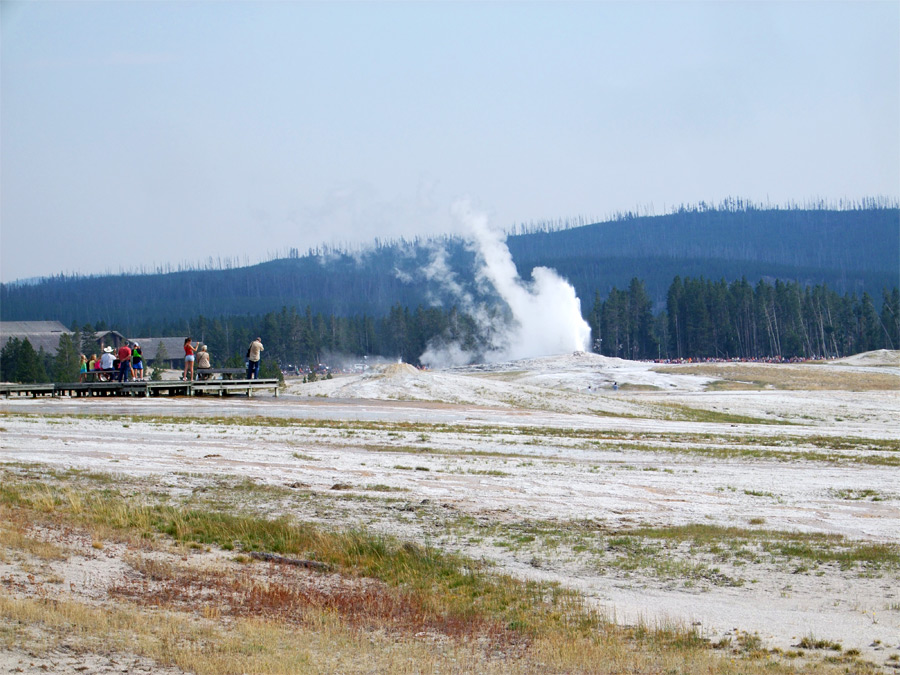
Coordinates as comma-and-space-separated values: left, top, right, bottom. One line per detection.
420, 201, 591, 367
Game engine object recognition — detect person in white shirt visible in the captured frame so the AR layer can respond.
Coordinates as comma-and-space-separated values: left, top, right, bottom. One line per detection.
100, 347, 115, 370
99, 347, 115, 381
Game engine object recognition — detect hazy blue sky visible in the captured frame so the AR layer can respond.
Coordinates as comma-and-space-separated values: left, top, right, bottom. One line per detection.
2, 0, 898, 283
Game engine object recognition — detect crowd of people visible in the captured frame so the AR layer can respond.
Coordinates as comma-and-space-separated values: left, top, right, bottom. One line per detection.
79, 342, 145, 382
649, 355, 837, 364
76, 336, 265, 383
182, 335, 263, 380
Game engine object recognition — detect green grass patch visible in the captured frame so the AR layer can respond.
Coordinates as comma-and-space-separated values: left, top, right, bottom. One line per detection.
616, 383, 662, 391
830, 488, 889, 501
628, 523, 900, 570
363, 484, 408, 492
797, 635, 842, 651
706, 379, 767, 391
4, 411, 896, 455
653, 402, 793, 425
0, 471, 580, 638
457, 518, 900, 582
0, 464, 889, 673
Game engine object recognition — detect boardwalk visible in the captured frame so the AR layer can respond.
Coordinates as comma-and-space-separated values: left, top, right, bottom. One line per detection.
0, 378, 280, 398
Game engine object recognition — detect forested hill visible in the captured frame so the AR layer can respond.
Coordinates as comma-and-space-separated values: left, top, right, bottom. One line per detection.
1, 205, 897, 330
506, 206, 898, 312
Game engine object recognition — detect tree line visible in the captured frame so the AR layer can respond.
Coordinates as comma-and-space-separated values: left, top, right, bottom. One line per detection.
3, 276, 898, 384
590, 277, 899, 361
1, 332, 84, 385
3, 205, 897, 328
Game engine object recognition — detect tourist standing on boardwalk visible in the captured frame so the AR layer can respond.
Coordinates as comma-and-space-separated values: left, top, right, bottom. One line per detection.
78, 354, 87, 382
246, 337, 263, 379
117, 343, 132, 382
183, 338, 198, 381
131, 343, 144, 381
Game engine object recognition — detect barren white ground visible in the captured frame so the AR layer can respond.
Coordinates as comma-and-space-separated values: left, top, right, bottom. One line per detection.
2, 350, 899, 669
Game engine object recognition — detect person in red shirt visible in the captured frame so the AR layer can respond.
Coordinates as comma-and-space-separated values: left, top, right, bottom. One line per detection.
183, 337, 199, 381
117, 343, 132, 382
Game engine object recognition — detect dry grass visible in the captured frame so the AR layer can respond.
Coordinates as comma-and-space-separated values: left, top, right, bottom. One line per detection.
111, 551, 521, 647
0, 511, 69, 562
0, 467, 884, 674
652, 363, 899, 391
4, 592, 865, 675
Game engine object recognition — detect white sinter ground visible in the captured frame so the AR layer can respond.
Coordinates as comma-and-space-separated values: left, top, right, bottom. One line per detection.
1, 349, 898, 667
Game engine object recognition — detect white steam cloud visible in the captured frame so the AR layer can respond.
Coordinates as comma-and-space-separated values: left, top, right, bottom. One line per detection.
420, 202, 591, 367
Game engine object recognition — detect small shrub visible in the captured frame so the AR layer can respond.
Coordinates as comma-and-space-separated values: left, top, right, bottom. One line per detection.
797, 635, 842, 651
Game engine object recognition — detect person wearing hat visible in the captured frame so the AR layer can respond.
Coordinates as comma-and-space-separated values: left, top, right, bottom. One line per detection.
246, 337, 263, 379
99, 346, 115, 380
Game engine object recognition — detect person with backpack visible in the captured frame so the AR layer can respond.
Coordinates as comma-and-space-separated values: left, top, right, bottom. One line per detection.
246, 337, 263, 379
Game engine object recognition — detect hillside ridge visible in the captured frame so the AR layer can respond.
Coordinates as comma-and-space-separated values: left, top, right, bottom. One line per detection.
1, 206, 896, 326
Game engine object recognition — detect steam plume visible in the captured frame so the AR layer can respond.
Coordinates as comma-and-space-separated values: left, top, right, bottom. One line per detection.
421, 202, 591, 366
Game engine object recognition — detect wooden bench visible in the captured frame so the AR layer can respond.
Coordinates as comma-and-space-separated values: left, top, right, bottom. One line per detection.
83, 369, 120, 382
193, 368, 246, 381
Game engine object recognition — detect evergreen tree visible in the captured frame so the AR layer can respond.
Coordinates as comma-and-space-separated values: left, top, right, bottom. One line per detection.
683, 277, 712, 356
774, 281, 805, 357
626, 277, 656, 359
1, 337, 50, 383
881, 288, 900, 350
151, 340, 169, 380
729, 278, 755, 358
53, 332, 82, 382
755, 280, 781, 356
600, 287, 627, 357
1, 337, 21, 382
259, 359, 284, 382
666, 276, 685, 359
588, 291, 603, 354
19, 339, 50, 383
856, 293, 881, 352
80, 323, 98, 360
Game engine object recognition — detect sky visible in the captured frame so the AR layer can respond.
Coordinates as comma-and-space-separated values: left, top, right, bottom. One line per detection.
1, 0, 898, 283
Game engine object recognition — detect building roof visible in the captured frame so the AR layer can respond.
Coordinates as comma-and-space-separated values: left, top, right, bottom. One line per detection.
93, 330, 127, 342
84, 330, 128, 353
0, 322, 190, 363
0, 321, 71, 354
